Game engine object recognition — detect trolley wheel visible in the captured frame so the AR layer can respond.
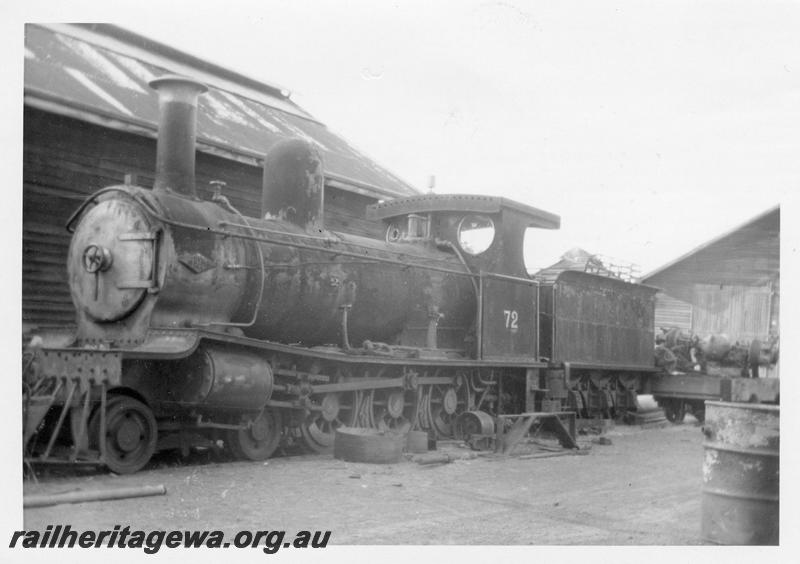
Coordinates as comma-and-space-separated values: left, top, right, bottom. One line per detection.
663, 400, 686, 424
227, 409, 282, 461
690, 402, 706, 424
90, 395, 157, 474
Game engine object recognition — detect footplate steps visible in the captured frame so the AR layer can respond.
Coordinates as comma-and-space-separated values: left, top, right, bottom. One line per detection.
494, 411, 578, 455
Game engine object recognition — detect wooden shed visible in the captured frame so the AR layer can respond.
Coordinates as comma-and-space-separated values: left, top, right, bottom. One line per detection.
23, 24, 418, 331
640, 206, 780, 343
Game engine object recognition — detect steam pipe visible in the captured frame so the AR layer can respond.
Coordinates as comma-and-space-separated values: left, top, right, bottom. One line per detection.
148, 75, 208, 199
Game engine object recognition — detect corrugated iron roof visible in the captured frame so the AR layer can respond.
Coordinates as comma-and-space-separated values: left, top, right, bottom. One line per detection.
23, 24, 418, 199
640, 205, 780, 284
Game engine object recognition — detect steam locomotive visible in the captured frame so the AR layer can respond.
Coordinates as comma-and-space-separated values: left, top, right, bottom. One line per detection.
24, 75, 663, 474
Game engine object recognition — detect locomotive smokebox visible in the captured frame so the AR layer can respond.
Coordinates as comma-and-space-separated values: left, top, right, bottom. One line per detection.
148, 75, 208, 199
262, 139, 325, 232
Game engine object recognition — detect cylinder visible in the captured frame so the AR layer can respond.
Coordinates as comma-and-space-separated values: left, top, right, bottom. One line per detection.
167, 346, 273, 411
701, 400, 779, 545
149, 75, 208, 199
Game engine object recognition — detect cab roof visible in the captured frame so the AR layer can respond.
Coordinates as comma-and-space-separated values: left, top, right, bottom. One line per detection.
366, 194, 560, 229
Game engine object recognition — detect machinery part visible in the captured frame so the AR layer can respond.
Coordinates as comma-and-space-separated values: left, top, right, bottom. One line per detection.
698, 334, 732, 361
702, 401, 779, 545
454, 410, 496, 450
300, 391, 356, 454
453, 410, 495, 441
227, 409, 282, 461
333, 427, 404, 464
654, 345, 677, 372
90, 395, 157, 474
24, 485, 166, 508
662, 399, 686, 424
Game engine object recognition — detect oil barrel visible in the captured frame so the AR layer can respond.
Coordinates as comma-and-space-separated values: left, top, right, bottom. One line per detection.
701, 400, 779, 545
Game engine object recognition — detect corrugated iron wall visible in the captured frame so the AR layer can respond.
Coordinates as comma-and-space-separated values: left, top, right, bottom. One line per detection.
691, 283, 772, 341
23, 107, 385, 330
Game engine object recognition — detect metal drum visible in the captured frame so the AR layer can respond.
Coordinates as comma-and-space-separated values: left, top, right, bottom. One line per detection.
701, 401, 779, 545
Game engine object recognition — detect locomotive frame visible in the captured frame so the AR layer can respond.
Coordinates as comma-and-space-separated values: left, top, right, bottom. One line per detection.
23, 74, 664, 474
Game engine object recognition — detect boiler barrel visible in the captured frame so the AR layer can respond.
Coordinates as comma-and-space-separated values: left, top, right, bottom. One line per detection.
701, 400, 779, 545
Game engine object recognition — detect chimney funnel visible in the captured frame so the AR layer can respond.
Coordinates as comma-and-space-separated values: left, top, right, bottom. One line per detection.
148, 75, 208, 198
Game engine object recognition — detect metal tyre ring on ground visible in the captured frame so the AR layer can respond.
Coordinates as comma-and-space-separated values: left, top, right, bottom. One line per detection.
227, 408, 282, 461
333, 427, 404, 464
89, 395, 157, 474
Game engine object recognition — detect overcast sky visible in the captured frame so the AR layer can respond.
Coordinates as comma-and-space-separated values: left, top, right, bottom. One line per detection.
9, 0, 800, 274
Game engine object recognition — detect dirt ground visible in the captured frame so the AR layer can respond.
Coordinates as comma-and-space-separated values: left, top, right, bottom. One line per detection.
22, 418, 708, 546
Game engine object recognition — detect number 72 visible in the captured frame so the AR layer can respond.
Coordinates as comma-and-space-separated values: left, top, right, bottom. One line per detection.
503, 309, 519, 330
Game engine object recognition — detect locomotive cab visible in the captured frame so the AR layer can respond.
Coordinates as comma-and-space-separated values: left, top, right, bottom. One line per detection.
366, 194, 560, 279
368, 195, 560, 360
